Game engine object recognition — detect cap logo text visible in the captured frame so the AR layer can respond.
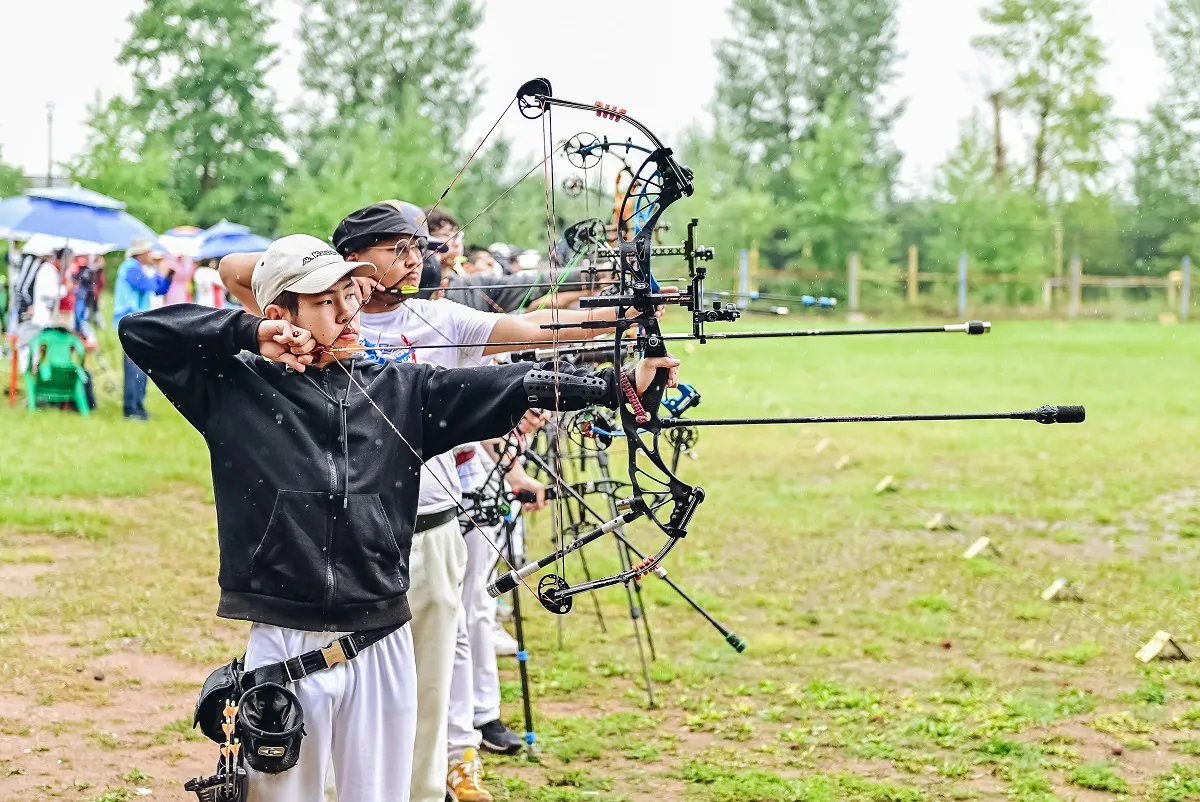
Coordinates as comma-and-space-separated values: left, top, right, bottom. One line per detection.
301, 249, 338, 266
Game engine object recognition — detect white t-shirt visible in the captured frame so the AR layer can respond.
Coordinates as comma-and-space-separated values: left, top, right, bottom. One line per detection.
193, 266, 223, 308
30, 263, 61, 327
360, 299, 499, 514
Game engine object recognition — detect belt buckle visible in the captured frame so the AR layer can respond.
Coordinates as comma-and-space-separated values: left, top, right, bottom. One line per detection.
320, 641, 348, 668
284, 656, 307, 683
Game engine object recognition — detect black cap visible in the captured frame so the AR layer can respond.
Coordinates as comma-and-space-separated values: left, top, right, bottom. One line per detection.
332, 202, 423, 257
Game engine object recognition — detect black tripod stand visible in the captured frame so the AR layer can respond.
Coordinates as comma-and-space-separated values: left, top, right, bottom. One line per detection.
496, 506, 538, 757
522, 447, 746, 707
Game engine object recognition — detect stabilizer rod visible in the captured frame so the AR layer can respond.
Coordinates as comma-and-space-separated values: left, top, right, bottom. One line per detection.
659, 405, 1086, 428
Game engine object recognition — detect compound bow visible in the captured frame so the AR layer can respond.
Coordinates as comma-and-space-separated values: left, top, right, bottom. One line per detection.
334, 76, 1085, 618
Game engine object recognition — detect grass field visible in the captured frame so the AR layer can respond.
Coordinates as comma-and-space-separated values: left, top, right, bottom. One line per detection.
1, 317, 1199, 801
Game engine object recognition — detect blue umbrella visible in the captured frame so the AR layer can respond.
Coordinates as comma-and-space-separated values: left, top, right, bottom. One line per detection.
194, 219, 272, 260
196, 233, 272, 260
200, 220, 252, 239
0, 186, 160, 249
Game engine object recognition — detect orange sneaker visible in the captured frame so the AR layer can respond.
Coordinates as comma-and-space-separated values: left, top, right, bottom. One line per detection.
447, 747, 493, 802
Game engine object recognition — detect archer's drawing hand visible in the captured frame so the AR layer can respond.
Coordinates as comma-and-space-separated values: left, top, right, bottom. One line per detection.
518, 409, 551, 435
507, 464, 547, 512
634, 354, 681, 395
258, 320, 317, 372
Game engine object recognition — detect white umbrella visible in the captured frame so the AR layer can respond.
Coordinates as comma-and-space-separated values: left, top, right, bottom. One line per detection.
20, 233, 116, 256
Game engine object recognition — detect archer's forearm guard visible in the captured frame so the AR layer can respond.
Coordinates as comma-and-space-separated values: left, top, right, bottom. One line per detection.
522, 365, 617, 411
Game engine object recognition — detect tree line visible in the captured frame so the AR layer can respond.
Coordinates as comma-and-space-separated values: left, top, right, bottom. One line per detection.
2, 0, 1198, 288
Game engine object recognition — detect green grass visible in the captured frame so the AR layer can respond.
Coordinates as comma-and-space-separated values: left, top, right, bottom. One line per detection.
2, 317, 1200, 799
1068, 761, 1129, 793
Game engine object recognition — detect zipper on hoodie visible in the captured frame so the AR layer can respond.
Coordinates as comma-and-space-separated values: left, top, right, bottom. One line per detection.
322, 371, 338, 624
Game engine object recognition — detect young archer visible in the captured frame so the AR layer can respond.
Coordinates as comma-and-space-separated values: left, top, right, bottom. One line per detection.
219, 203, 666, 802
119, 234, 679, 802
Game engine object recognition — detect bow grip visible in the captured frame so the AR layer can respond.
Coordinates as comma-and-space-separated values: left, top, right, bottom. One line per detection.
637, 324, 670, 420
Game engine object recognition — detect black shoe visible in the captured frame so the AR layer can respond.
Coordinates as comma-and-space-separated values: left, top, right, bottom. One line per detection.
477, 719, 523, 755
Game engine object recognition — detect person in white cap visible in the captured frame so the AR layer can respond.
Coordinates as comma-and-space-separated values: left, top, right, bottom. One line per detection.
117, 233, 680, 802
217, 204, 649, 802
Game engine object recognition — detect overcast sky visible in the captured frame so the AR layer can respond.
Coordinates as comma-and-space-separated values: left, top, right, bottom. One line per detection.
0, 0, 1163, 195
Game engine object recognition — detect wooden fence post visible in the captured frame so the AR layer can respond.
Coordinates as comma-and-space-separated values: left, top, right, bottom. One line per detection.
957, 252, 968, 317
749, 239, 760, 293
737, 249, 750, 308
907, 245, 919, 305
848, 252, 861, 313
1068, 254, 1082, 319
1054, 221, 1064, 306
1168, 270, 1180, 310
1183, 256, 1192, 322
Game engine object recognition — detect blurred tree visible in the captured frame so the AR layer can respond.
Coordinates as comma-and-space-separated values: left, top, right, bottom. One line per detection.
0, 147, 26, 198
68, 98, 188, 233
974, 0, 1113, 198
1133, 0, 1200, 270
297, 0, 482, 146
712, 0, 901, 267
780, 95, 896, 273
282, 107, 453, 238
923, 116, 1051, 302
675, 124, 776, 281
119, 0, 285, 231
281, 96, 549, 249
451, 139, 551, 249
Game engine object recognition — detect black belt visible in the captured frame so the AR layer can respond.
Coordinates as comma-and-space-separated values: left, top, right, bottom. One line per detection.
415, 507, 457, 532
242, 626, 399, 688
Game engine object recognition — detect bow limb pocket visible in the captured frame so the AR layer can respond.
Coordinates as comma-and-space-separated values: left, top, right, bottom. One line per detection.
249, 491, 330, 603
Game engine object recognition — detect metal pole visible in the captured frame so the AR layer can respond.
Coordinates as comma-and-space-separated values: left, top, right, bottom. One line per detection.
957, 252, 968, 317
1183, 256, 1192, 323
46, 103, 54, 185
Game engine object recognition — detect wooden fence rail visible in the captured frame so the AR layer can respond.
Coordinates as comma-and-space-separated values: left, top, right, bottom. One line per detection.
742, 243, 1193, 319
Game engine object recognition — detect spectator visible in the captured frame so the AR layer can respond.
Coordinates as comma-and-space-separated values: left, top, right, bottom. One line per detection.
164, 254, 195, 305
463, 245, 501, 277
8, 248, 62, 370
88, 256, 106, 328
113, 238, 173, 420
72, 257, 97, 336
425, 208, 465, 276
192, 260, 224, 308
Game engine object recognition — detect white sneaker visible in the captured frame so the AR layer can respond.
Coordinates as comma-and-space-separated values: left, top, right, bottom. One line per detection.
493, 622, 518, 656
495, 598, 513, 623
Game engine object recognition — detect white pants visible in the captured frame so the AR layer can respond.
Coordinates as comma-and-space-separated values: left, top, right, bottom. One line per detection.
408, 517, 468, 802
244, 623, 417, 802
462, 523, 504, 727
446, 604, 482, 763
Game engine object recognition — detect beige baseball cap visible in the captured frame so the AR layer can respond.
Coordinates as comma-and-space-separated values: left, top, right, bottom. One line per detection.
126, 237, 158, 258
252, 234, 376, 311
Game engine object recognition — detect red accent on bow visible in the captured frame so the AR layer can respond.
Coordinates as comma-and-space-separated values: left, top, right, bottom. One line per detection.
594, 102, 627, 121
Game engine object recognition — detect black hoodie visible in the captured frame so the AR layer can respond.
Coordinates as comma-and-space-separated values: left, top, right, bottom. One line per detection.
119, 304, 617, 632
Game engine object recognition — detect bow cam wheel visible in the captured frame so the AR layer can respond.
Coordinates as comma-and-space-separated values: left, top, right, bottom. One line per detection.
538, 574, 572, 615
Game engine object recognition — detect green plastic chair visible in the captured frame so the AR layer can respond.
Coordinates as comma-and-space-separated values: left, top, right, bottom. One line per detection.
25, 328, 90, 417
